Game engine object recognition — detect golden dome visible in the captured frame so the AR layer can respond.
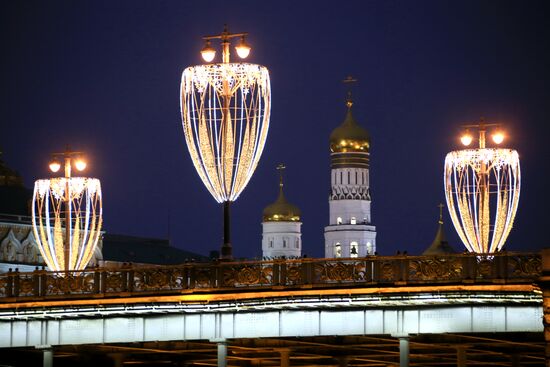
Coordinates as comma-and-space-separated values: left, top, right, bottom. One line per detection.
263, 187, 301, 222
263, 167, 301, 222
330, 103, 370, 153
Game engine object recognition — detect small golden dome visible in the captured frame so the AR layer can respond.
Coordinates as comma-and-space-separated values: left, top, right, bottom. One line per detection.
263, 187, 301, 222
263, 165, 301, 222
330, 104, 370, 153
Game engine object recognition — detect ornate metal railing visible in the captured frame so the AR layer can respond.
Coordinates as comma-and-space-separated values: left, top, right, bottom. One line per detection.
0, 213, 32, 224
0, 252, 541, 301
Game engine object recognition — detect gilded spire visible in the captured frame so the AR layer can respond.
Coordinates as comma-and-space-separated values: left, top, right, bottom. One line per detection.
277, 163, 285, 189
329, 76, 370, 154
343, 75, 357, 109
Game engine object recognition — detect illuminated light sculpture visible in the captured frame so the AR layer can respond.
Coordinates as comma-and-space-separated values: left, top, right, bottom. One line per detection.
180, 26, 271, 260
32, 149, 102, 271
444, 120, 520, 254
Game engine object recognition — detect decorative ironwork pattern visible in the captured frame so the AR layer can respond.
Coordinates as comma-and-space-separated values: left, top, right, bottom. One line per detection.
409, 257, 463, 281
0, 252, 542, 301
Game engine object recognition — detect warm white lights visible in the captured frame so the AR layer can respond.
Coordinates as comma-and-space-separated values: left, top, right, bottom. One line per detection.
185, 27, 268, 260
235, 37, 251, 59
180, 63, 271, 202
444, 148, 520, 254
32, 178, 102, 271
49, 160, 61, 173
32, 150, 102, 272
492, 131, 505, 144
460, 131, 473, 146
74, 159, 87, 171
201, 41, 216, 63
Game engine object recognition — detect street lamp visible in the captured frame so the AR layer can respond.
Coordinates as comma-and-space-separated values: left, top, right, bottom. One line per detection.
180, 25, 271, 260
199, 26, 252, 63
32, 148, 103, 272
444, 119, 520, 254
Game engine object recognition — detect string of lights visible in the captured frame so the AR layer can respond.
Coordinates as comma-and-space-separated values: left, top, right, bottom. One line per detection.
181, 63, 270, 202
31, 150, 103, 271
444, 121, 520, 254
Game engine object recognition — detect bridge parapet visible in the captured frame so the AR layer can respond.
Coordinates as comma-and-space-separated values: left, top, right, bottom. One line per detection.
0, 252, 541, 302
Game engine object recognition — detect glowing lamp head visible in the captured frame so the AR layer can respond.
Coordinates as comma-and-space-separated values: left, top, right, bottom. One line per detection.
49, 159, 61, 173
492, 130, 505, 144
201, 41, 216, 63
460, 130, 473, 146
74, 158, 87, 171
235, 36, 251, 59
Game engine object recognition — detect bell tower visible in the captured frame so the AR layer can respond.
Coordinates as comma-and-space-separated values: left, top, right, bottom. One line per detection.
324, 77, 377, 258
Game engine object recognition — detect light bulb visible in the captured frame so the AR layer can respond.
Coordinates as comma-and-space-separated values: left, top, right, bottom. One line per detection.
235, 37, 251, 59
492, 131, 505, 144
460, 132, 473, 146
74, 159, 87, 171
49, 160, 61, 173
201, 41, 216, 62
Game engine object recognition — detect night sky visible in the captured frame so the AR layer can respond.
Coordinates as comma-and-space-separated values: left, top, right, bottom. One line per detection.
1, 1, 549, 259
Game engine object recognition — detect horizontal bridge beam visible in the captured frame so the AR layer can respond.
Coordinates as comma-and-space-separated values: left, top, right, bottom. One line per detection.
0, 284, 541, 311
0, 304, 543, 348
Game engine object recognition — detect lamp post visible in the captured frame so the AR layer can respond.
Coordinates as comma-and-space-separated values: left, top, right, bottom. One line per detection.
180, 26, 271, 260
32, 148, 102, 271
444, 119, 520, 254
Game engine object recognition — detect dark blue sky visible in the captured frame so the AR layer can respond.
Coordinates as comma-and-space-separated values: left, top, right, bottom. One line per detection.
1, 1, 549, 258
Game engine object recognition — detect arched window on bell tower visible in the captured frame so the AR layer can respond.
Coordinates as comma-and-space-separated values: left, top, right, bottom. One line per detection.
350, 241, 359, 258
334, 243, 342, 258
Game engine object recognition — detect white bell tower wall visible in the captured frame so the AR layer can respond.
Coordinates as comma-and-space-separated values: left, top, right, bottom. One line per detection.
262, 221, 302, 259
324, 155, 376, 258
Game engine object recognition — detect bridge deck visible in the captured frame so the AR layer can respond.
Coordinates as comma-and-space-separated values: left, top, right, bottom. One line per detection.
0, 253, 546, 366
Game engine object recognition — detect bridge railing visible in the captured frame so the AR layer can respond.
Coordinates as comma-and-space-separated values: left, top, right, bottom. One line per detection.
0, 252, 541, 300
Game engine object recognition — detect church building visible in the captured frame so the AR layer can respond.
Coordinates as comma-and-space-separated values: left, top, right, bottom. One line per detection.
324, 92, 377, 258
262, 165, 302, 259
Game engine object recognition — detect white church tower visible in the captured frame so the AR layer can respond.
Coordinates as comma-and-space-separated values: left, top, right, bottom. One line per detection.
324, 82, 377, 258
262, 164, 302, 259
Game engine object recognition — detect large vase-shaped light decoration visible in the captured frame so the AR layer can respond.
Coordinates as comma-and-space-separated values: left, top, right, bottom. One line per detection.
180, 63, 271, 202
444, 148, 520, 253
32, 177, 102, 271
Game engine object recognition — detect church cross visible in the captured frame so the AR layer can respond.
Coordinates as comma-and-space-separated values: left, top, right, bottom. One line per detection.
277, 163, 286, 188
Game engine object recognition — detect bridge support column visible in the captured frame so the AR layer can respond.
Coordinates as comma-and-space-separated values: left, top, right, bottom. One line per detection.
277, 348, 291, 367
213, 339, 227, 367
398, 336, 409, 367
456, 346, 466, 367
35, 345, 53, 367
108, 353, 125, 367
510, 354, 520, 367
336, 356, 349, 367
